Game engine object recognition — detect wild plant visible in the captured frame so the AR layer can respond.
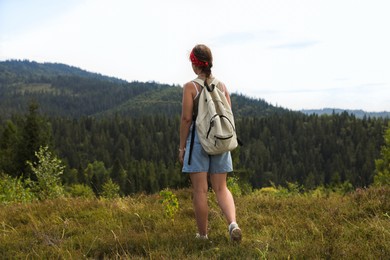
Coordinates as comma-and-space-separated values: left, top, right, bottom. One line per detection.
159, 188, 179, 221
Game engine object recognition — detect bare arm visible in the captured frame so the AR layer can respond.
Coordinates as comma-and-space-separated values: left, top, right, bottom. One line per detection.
179, 82, 195, 164
221, 82, 232, 107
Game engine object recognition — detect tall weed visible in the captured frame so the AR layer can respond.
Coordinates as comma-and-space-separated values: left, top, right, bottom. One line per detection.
159, 188, 179, 221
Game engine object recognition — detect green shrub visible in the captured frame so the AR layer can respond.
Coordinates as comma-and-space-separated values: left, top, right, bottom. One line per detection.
309, 185, 330, 198
259, 186, 278, 194
286, 181, 305, 194
333, 181, 354, 195
227, 176, 242, 197
67, 184, 95, 198
0, 174, 36, 204
100, 179, 120, 199
374, 170, 390, 186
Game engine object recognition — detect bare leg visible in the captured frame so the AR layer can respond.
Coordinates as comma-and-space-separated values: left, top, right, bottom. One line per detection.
190, 172, 209, 236
210, 173, 236, 224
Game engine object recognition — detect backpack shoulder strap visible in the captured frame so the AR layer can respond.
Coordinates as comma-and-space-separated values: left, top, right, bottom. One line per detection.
192, 78, 220, 91
187, 78, 219, 165
192, 78, 204, 87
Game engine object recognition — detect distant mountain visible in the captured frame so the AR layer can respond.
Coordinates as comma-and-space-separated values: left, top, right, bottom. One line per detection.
0, 60, 286, 119
0, 59, 127, 84
301, 108, 390, 119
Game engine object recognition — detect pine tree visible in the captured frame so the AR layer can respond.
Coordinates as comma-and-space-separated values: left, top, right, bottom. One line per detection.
374, 124, 390, 186
0, 120, 20, 176
16, 102, 52, 179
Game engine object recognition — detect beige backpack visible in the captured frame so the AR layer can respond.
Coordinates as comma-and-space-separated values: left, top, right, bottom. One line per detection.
190, 78, 238, 157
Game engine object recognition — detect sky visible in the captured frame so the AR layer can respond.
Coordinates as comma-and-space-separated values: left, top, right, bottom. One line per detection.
1, 0, 389, 112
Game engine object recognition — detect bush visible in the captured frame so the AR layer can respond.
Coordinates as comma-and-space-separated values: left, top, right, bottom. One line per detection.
67, 184, 95, 198
0, 173, 36, 204
258, 186, 278, 194
333, 181, 354, 195
227, 176, 242, 197
309, 185, 330, 198
374, 171, 390, 186
100, 179, 120, 199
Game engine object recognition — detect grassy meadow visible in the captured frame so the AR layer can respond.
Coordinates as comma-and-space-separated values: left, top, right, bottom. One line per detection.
1, 186, 389, 259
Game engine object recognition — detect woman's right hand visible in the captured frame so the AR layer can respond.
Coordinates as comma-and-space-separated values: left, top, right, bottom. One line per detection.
178, 149, 185, 165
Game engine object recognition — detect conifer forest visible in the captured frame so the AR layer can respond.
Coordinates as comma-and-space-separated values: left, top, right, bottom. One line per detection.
1, 60, 389, 195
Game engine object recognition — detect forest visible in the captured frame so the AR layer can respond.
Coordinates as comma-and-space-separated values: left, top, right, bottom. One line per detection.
0, 60, 389, 196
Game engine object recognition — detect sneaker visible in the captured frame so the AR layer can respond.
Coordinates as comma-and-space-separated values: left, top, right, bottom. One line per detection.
195, 233, 208, 240
229, 222, 242, 242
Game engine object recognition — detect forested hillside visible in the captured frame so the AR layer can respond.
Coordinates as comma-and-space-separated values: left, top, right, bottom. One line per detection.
0, 60, 389, 195
0, 60, 281, 118
301, 108, 390, 119
0, 60, 182, 118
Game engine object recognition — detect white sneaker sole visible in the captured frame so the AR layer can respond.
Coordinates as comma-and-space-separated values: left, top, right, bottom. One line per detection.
230, 227, 242, 242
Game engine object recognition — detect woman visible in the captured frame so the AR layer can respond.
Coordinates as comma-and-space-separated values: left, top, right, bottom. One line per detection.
179, 44, 242, 242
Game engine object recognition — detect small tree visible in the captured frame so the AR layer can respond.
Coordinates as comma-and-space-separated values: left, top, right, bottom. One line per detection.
100, 179, 120, 199
374, 124, 390, 186
27, 146, 65, 200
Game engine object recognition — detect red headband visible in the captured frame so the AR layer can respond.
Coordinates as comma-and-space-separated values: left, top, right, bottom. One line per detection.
190, 50, 209, 67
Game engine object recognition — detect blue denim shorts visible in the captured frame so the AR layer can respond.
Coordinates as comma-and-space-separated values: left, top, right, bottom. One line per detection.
182, 124, 233, 174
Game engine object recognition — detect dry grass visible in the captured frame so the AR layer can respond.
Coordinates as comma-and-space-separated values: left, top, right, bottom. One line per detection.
1, 186, 389, 259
